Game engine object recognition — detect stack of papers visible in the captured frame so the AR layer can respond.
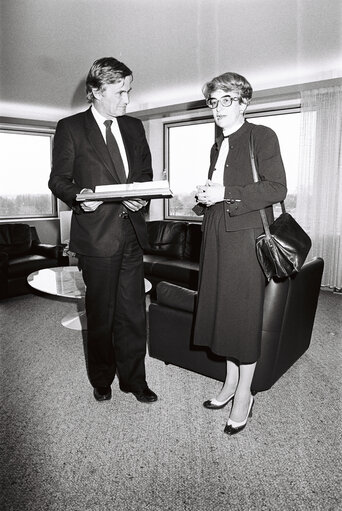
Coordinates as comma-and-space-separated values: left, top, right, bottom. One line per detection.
76, 180, 173, 202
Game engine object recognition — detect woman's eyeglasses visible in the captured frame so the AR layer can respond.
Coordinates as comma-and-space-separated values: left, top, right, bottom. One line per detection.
206, 95, 240, 109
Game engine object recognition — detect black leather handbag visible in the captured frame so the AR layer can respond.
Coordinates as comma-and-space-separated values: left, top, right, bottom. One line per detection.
249, 132, 312, 281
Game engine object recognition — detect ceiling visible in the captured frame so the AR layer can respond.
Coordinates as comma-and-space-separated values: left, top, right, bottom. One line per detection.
1, 0, 342, 122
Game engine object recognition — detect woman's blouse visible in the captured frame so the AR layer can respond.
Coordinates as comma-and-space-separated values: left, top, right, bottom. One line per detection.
211, 137, 229, 185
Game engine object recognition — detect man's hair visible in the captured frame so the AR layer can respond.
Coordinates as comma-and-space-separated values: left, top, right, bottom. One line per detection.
202, 72, 253, 104
86, 57, 132, 103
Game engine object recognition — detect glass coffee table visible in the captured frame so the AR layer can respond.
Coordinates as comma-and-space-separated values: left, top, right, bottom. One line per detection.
27, 266, 152, 331
27, 266, 86, 330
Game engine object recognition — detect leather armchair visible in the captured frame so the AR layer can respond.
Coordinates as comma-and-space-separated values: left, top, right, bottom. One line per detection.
148, 258, 324, 392
0, 223, 69, 299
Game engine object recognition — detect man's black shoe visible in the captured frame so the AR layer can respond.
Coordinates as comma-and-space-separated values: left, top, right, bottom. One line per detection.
93, 386, 112, 402
126, 387, 158, 403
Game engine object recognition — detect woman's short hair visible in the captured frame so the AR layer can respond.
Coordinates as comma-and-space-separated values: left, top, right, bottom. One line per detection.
86, 57, 132, 103
202, 72, 253, 104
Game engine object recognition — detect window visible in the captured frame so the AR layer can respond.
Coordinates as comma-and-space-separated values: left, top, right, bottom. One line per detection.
164, 109, 300, 220
164, 118, 215, 219
0, 128, 56, 219
247, 110, 300, 217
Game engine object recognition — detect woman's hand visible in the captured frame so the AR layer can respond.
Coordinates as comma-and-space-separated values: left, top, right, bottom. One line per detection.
196, 181, 225, 206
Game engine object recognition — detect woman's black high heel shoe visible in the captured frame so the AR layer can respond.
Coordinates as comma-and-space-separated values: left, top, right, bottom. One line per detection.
224, 396, 254, 435
203, 393, 234, 410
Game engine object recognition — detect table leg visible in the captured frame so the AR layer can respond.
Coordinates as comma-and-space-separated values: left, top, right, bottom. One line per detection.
61, 310, 87, 330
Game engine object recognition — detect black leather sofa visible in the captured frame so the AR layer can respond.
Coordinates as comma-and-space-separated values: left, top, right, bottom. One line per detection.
144, 220, 202, 297
0, 223, 68, 299
148, 257, 324, 392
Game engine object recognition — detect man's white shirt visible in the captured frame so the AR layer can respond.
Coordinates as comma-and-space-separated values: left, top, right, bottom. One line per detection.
91, 105, 129, 178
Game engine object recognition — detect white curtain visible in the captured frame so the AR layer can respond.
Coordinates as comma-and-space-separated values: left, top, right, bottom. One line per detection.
295, 85, 342, 290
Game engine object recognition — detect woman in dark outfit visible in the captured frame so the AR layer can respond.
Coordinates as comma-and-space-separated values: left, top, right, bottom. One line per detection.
194, 72, 287, 435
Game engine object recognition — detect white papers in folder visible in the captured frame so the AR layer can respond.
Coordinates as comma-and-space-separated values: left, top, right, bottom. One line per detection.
95, 180, 170, 193
75, 180, 173, 201
76, 181, 172, 201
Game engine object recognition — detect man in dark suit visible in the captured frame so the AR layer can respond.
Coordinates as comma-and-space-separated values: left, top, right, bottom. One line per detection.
49, 57, 157, 403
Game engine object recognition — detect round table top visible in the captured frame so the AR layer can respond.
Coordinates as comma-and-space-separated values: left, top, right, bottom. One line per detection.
27, 266, 152, 299
27, 266, 85, 299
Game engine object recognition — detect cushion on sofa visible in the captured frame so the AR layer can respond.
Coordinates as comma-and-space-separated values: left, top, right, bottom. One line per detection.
145, 221, 187, 259
0, 224, 32, 256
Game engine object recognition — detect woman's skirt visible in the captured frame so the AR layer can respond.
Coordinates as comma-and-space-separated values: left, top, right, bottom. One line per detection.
193, 204, 266, 363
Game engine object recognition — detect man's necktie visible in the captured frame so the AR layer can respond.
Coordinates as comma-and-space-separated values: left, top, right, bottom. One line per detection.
104, 120, 127, 183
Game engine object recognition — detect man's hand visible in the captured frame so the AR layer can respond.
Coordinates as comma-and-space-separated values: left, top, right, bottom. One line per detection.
79, 188, 103, 212
122, 199, 148, 211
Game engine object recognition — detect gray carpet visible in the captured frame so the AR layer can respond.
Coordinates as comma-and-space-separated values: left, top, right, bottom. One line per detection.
1, 290, 341, 511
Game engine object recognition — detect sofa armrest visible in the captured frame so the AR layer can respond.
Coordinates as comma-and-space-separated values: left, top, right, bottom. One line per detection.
32, 242, 65, 261
156, 281, 197, 313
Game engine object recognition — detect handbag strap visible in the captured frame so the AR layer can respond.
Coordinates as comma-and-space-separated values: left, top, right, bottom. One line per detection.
248, 130, 286, 238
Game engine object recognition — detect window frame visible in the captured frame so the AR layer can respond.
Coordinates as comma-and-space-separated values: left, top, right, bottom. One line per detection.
0, 123, 57, 220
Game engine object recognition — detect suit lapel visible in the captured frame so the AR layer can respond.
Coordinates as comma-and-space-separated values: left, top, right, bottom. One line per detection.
84, 109, 121, 183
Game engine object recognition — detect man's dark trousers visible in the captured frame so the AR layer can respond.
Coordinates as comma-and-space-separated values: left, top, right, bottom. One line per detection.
78, 219, 147, 391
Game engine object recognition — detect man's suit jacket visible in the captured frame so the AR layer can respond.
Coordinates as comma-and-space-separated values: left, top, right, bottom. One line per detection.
49, 108, 153, 256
